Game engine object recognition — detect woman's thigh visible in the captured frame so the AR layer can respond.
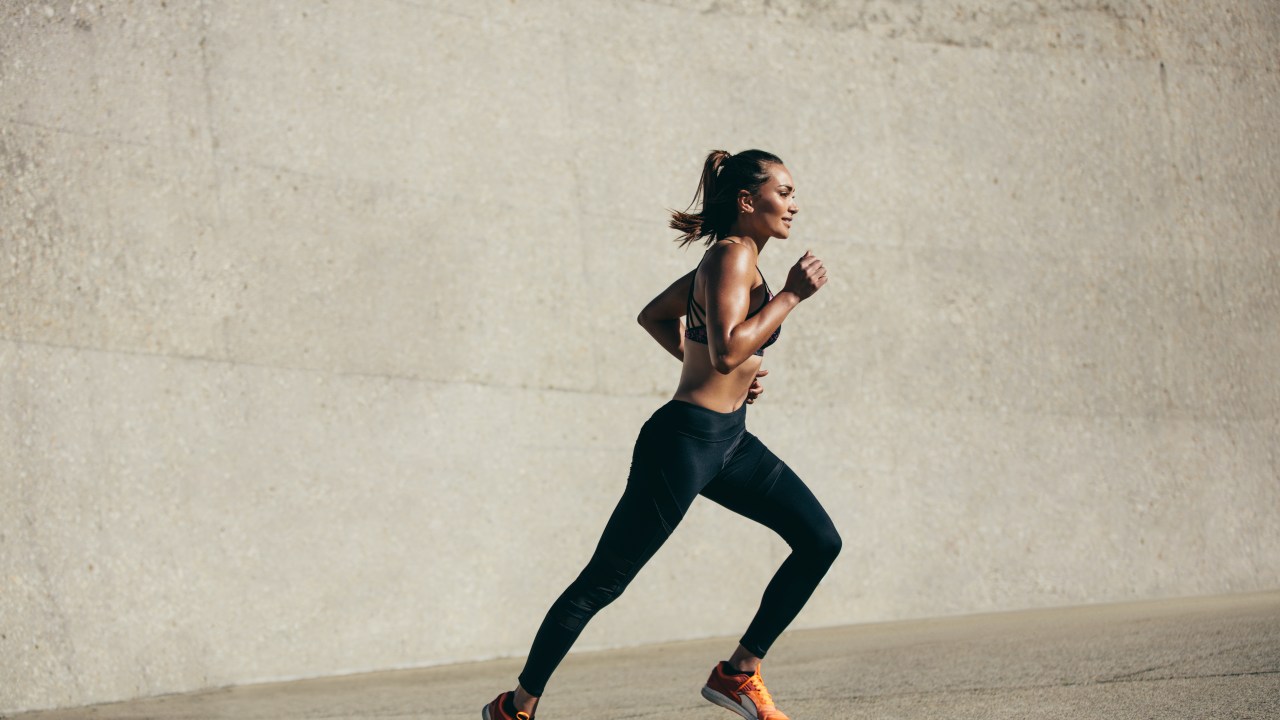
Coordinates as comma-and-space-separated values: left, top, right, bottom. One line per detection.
700, 432, 837, 549
589, 420, 736, 569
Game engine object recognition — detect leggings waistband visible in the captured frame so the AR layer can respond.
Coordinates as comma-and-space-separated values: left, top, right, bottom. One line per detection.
652, 399, 747, 442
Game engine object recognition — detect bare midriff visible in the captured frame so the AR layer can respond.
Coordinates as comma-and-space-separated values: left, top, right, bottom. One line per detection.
672, 347, 764, 414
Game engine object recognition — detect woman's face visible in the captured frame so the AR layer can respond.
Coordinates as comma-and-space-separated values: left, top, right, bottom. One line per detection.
746, 164, 799, 239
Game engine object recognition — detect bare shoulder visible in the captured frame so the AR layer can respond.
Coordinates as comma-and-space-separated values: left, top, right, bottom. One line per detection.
704, 240, 756, 281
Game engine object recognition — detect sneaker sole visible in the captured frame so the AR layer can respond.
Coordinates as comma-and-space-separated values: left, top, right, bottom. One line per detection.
701, 685, 757, 720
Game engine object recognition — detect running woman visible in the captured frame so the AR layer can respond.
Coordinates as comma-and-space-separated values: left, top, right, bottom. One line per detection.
483, 149, 841, 720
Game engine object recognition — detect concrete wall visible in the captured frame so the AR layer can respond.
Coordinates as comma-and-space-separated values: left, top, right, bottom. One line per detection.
2, 0, 1277, 713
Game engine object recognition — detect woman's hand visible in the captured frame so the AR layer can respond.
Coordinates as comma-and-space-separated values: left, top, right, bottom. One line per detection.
783, 250, 828, 300
745, 368, 768, 404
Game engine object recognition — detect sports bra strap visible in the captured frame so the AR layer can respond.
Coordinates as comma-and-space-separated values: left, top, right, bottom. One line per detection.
686, 261, 769, 332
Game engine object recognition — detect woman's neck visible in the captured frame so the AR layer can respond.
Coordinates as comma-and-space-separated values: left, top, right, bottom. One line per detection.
726, 219, 770, 255
722, 232, 768, 256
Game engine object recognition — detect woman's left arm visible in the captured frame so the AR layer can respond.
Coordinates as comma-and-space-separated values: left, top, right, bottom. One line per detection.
637, 269, 695, 361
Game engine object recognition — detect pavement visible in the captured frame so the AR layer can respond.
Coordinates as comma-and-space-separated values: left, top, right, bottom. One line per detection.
7, 591, 1278, 720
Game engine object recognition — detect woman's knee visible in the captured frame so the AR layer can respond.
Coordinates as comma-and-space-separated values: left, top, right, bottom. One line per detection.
569, 575, 628, 615
793, 514, 841, 567
555, 570, 631, 630
561, 545, 646, 619
810, 521, 842, 564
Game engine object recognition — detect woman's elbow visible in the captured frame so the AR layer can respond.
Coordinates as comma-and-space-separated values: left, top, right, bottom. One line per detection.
711, 353, 739, 375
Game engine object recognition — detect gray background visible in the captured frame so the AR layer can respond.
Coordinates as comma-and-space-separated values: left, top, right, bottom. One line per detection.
2, 0, 1277, 714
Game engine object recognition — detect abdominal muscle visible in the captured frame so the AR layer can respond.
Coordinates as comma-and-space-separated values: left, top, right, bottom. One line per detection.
672, 344, 763, 413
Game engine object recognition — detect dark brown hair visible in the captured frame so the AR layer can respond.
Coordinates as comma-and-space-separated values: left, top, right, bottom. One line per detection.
669, 149, 784, 248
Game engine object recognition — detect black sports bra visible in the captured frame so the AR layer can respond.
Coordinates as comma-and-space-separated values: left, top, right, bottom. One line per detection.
684, 264, 782, 357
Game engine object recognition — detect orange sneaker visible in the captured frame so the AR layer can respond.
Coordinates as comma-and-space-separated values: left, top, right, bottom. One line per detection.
481, 690, 534, 720
701, 661, 791, 720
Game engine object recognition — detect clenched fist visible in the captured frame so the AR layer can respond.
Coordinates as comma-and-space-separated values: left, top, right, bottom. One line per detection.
783, 250, 827, 300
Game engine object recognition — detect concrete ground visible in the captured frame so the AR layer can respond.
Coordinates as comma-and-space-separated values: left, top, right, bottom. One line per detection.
7, 591, 1277, 720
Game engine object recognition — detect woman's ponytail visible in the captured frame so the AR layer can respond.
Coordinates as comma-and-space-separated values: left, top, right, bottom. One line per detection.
669, 150, 730, 248
669, 149, 783, 248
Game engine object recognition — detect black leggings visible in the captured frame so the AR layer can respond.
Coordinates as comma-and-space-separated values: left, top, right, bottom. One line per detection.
517, 400, 842, 696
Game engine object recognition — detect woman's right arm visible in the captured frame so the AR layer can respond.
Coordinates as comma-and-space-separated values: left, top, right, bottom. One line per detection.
704, 247, 826, 373
637, 269, 696, 361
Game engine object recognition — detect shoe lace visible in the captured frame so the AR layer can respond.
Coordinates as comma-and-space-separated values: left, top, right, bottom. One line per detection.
741, 671, 775, 707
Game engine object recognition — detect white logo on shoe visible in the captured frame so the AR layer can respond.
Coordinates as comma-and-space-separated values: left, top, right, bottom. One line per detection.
736, 692, 758, 719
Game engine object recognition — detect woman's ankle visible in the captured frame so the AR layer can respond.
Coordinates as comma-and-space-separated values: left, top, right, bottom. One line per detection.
513, 685, 539, 714
727, 645, 762, 674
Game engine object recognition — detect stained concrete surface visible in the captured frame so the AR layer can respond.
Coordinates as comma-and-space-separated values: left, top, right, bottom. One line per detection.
5, 591, 1276, 720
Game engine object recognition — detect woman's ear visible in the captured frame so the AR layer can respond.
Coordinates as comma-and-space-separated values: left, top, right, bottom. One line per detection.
737, 189, 755, 214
